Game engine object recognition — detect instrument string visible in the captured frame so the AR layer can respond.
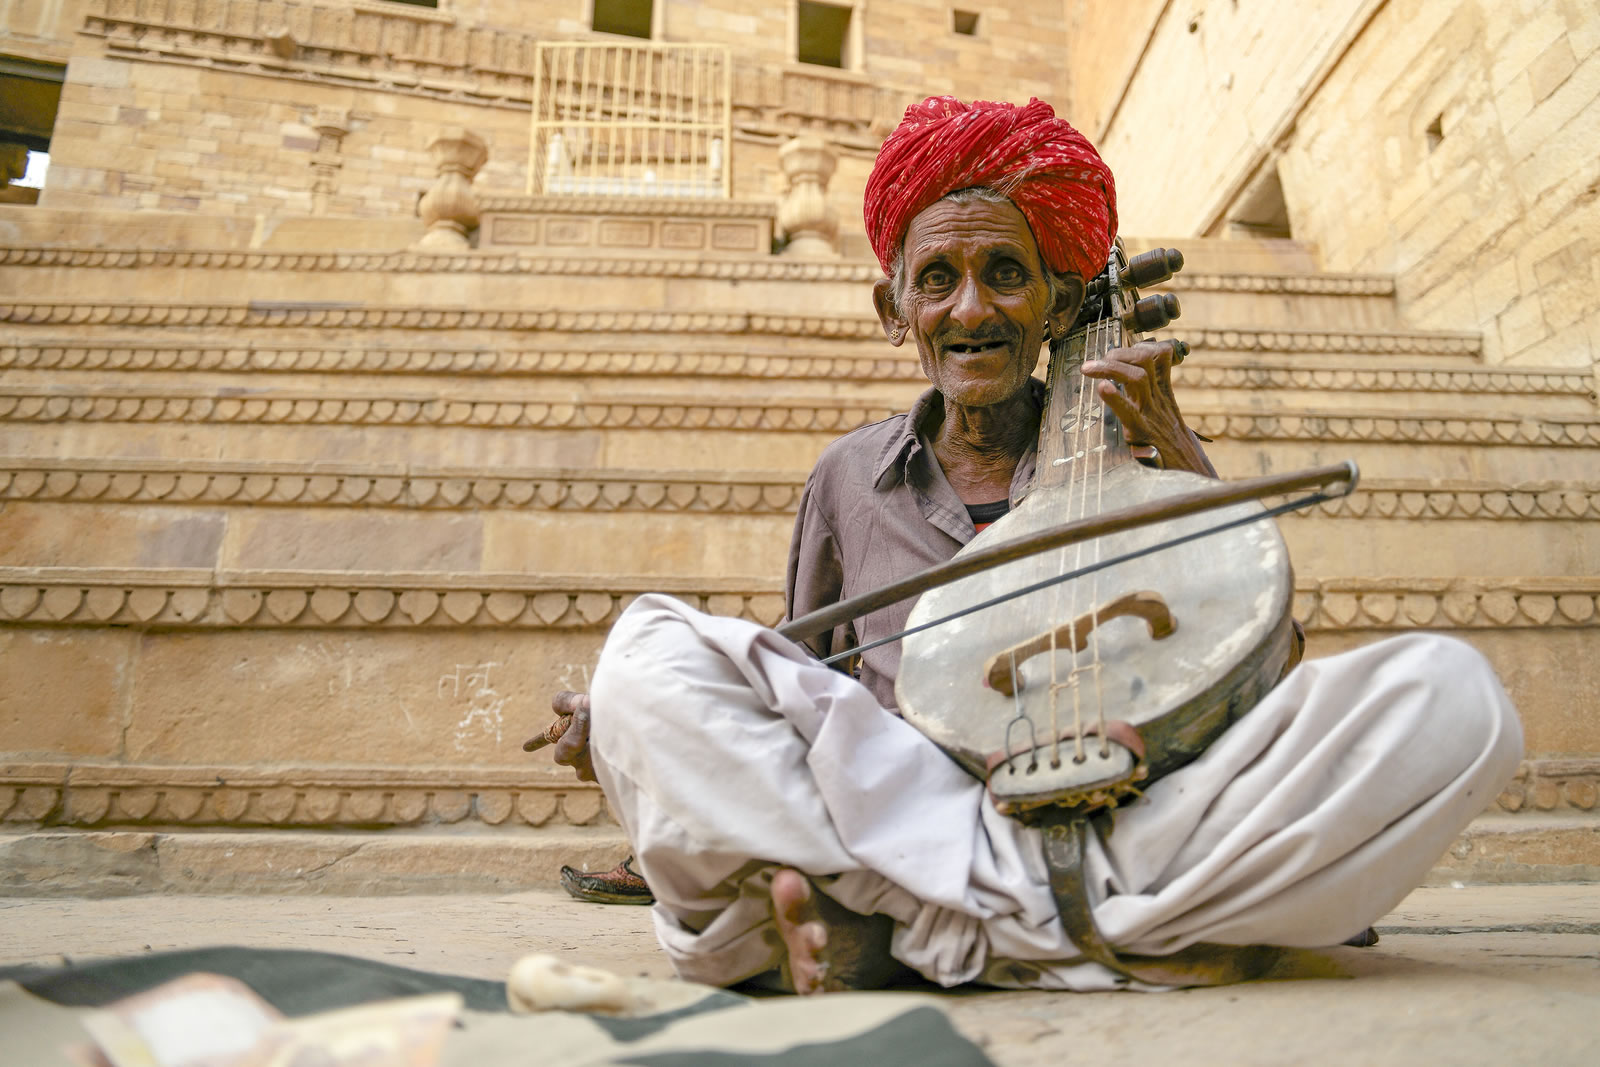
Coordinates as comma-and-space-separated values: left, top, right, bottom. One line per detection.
1064, 318, 1096, 764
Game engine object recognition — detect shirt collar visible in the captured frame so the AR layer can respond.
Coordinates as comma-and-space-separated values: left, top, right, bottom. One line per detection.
871, 379, 1046, 501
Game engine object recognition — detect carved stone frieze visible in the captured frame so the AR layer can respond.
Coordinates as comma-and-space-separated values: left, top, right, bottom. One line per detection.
0, 569, 788, 630
0, 757, 1589, 825
1496, 759, 1600, 815
0, 302, 1483, 354
477, 197, 779, 218
0, 387, 899, 433
2, 462, 1596, 522
0, 763, 612, 829
1290, 578, 1600, 631
0, 570, 1594, 632
2, 341, 1585, 396
0, 247, 1396, 294
2, 386, 1593, 445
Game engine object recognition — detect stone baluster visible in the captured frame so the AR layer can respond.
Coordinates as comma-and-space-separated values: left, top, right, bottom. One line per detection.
415, 127, 488, 251
777, 135, 839, 258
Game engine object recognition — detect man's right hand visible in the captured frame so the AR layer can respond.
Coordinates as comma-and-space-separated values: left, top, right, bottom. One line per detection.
523, 690, 596, 782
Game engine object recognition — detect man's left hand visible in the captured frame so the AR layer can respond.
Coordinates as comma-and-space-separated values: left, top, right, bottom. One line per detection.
1082, 338, 1216, 478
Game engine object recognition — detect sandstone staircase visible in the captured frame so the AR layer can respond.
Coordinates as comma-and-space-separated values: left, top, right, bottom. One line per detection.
1, 208, 1596, 893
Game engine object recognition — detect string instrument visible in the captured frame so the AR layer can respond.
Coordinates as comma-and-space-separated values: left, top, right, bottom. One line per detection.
892, 242, 1299, 817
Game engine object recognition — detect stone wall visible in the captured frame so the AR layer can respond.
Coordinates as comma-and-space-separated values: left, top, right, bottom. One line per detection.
1092, 0, 1600, 368
33, 0, 1081, 252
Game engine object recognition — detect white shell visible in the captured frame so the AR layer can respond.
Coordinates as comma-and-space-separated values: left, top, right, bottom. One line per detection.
506, 954, 635, 1014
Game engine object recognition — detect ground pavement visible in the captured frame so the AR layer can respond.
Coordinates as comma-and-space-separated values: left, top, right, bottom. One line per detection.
1, 885, 1595, 1065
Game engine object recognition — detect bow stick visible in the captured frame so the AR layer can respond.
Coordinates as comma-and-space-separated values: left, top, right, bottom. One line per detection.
776, 460, 1358, 649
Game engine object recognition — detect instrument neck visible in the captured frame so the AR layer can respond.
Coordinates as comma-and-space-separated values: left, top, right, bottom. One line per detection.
1034, 318, 1137, 491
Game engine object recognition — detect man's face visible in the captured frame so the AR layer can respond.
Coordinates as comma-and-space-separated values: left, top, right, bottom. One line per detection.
883, 198, 1058, 408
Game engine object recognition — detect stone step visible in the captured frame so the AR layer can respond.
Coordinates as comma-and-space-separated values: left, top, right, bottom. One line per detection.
3, 339, 1585, 417
0, 828, 631, 896
1, 470, 1594, 580
1, 809, 1593, 895
0, 209, 1330, 276
0, 249, 1401, 330
0, 566, 1595, 758
2, 384, 1597, 481
0, 301, 1478, 362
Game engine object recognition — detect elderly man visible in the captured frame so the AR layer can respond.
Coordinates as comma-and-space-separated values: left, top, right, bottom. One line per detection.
539, 99, 1522, 993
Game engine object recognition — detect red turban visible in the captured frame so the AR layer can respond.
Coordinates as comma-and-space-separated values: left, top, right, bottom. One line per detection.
863, 97, 1118, 284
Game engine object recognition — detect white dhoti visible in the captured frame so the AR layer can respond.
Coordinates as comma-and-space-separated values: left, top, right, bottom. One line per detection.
588, 594, 1523, 991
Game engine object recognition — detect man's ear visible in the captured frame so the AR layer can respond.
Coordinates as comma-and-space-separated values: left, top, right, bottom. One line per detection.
1050, 273, 1086, 334
872, 278, 908, 347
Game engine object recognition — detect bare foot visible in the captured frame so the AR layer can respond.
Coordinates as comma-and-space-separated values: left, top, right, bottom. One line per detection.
769, 867, 903, 995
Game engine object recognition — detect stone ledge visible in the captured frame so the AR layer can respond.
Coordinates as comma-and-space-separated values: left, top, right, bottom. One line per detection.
0, 303, 1484, 354
1423, 814, 1600, 886
3, 386, 1592, 446
0, 247, 1394, 294
0, 827, 629, 897
4, 343, 1580, 396
3, 461, 1595, 521
0, 757, 1589, 829
0, 763, 612, 831
0, 569, 1596, 632
2, 811, 1589, 896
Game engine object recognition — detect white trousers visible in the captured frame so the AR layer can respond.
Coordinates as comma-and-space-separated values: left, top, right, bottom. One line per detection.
588, 594, 1523, 991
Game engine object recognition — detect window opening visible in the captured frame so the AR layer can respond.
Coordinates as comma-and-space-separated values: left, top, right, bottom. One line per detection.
797, 1, 853, 68
384, 1, 440, 8
952, 10, 979, 36
0, 58, 64, 206
593, 0, 654, 39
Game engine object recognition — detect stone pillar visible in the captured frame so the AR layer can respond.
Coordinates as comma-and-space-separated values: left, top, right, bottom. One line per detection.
776, 135, 839, 258
415, 127, 488, 251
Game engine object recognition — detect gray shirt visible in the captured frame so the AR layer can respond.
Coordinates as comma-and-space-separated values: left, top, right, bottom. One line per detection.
785, 381, 1044, 711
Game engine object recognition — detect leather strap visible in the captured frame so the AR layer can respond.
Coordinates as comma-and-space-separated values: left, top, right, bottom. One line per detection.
1037, 807, 1284, 987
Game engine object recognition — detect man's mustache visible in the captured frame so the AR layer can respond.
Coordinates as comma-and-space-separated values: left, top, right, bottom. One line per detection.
935, 325, 1019, 348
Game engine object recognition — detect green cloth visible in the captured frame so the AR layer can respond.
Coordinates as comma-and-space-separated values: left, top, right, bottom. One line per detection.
1, 946, 995, 1066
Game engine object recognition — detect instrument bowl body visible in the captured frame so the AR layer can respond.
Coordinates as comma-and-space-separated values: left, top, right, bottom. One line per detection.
895, 463, 1294, 809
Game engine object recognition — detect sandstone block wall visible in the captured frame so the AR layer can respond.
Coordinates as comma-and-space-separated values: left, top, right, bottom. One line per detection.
29, 0, 1084, 255
1089, 0, 1600, 369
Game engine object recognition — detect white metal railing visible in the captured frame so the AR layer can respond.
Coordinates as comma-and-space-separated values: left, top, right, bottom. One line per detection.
526, 41, 732, 199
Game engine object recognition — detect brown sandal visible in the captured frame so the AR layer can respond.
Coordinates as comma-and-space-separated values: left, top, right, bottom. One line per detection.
560, 854, 654, 905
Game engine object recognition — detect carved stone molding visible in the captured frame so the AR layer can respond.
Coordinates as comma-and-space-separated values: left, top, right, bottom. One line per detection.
2, 341, 1585, 396
0, 462, 808, 513
1496, 759, 1600, 815
0, 762, 612, 829
0, 570, 1595, 632
1183, 410, 1600, 448
0, 387, 899, 434
0, 248, 1396, 295
3, 461, 1596, 523
0, 568, 787, 630
1165, 273, 1394, 296
477, 197, 779, 218
1291, 578, 1600, 631
0, 302, 1483, 354
0, 756, 1590, 825
3, 386, 1593, 445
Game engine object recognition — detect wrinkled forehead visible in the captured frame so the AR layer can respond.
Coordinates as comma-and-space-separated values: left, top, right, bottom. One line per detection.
901, 194, 1044, 268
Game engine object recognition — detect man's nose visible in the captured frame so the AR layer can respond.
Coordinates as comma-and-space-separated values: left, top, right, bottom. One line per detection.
948, 273, 995, 331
